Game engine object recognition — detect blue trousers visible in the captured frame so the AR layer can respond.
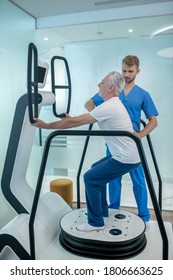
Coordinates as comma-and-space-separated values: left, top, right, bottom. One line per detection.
84, 156, 140, 227
107, 148, 150, 222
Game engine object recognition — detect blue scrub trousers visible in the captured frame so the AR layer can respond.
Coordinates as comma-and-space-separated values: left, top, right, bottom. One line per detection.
107, 146, 150, 222
84, 156, 140, 227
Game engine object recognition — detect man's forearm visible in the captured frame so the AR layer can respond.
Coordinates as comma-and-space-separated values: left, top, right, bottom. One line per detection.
84, 99, 95, 112
135, 116, 158, 138
33, 113, 96, 130
45, 116, 85, 129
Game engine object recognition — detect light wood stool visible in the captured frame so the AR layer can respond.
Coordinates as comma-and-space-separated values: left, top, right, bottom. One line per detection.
50, 178, 73, 207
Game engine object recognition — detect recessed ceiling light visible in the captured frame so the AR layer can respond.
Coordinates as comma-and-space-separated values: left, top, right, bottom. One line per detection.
44, 37, 48, 41
128, 29, 133, 33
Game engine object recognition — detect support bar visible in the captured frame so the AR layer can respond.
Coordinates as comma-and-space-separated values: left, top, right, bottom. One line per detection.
29, 130, 168, 260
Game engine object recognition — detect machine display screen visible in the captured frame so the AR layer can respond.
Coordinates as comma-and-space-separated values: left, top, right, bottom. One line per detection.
38, 66, 46, 83
37, 61, 49, 88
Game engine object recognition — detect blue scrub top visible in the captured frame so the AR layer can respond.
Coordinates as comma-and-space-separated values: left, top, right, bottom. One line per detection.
92, 85, 158, 132
120, 85, 158, 131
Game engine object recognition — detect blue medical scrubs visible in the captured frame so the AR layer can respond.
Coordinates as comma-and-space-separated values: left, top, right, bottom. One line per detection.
91, 86, 158, 222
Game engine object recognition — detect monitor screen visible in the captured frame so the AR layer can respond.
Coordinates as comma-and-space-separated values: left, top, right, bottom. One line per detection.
38, 66, 46, 83
38, 60, 49, 88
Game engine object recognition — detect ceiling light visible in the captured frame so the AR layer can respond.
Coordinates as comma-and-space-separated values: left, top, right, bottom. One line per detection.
157, 47, 173, 58
44, 37, 48, 41
128, 29, 133, 33
152, 25, 173, 38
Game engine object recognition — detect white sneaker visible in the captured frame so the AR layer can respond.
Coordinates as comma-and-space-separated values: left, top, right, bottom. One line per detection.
145, 221, 151, 232
76, 223, 105, 232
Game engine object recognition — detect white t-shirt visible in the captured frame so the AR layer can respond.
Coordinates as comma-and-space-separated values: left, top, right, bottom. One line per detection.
89, 97, 140, 164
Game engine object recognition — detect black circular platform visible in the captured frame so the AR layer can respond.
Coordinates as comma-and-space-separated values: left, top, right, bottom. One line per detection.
59, 208, 147, 259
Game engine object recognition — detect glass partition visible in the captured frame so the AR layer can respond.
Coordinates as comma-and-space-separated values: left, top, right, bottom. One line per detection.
0, 0, 35, 228
33, 14, 173, 211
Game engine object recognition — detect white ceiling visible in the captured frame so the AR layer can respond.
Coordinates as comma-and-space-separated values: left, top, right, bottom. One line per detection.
35, 15, 173, 45
9, 0, 173, 19
9, 0, 173, 49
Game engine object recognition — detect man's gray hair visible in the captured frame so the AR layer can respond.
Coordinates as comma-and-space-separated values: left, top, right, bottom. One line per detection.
109, 71, 125, 95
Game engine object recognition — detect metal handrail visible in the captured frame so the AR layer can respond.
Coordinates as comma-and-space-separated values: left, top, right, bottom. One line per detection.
76, 120, 162, 210
51, 56, 71, 118
140, 119, 162, 211
38, 55, 72, 146
29, 130, 168, 260
76, 124, 93, 208
27, 43, 39, 124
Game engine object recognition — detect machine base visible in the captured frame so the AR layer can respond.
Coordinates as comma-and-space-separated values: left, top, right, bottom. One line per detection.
59, 208, 147, 259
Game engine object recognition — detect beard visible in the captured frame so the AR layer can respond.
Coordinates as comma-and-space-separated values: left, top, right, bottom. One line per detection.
124, 75, 136, 84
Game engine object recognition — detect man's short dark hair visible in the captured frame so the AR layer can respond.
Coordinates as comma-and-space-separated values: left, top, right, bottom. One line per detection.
122, 55, 139, 68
